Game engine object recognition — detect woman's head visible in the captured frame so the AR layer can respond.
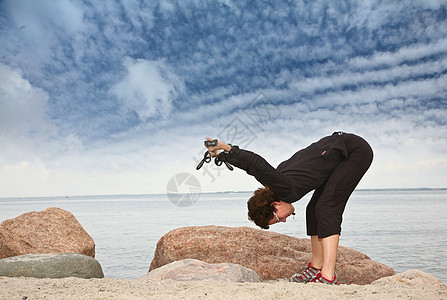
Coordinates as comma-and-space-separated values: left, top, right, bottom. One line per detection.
247, 187, 295, 229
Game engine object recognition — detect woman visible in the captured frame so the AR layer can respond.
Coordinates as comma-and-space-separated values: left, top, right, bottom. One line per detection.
205, 131, 373, 285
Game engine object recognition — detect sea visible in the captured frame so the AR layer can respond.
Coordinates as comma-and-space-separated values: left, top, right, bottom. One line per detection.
0, 189, 446, 283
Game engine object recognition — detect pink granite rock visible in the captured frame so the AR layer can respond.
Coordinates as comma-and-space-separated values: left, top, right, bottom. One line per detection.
0, 207, 95, 259
149, 225, 395, 284
372, 270, 446, 286
140, 259, 261, 282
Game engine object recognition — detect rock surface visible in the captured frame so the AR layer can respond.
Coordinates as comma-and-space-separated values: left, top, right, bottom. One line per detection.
149, 225, 395, 284
0, 252, 104, 279
372, 269, 446, 286
140, 259, 261, 282
0, 207, 95, 259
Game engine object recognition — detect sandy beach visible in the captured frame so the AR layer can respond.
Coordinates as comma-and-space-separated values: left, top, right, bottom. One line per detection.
1, 276, 446, 300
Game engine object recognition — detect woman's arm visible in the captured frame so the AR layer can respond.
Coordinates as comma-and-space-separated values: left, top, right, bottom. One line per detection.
204, 137, 296, 202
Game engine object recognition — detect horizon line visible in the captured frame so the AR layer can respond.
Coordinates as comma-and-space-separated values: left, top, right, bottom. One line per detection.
1, 187, 447, 200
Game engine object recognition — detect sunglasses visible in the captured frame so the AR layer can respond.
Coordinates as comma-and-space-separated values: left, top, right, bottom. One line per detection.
273, 211, 295, 223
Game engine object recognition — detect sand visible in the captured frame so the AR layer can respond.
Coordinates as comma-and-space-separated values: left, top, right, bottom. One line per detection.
1, 276, 446, 300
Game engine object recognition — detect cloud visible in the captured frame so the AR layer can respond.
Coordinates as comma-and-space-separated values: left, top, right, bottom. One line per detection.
0, 64, 48, 134
348, 38, 447, 70
2, 0, 86, 61
414, 0, 447, 9
0, 63, 54, 162
111, 57, 184, 122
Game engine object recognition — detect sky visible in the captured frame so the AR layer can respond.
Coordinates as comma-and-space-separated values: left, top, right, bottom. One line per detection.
0, 0, 446, 198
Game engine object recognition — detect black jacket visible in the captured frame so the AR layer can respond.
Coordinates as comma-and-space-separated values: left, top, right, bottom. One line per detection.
218, 133, 348, 203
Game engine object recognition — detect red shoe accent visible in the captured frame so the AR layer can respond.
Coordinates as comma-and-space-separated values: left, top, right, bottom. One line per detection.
310, 272, 339, 285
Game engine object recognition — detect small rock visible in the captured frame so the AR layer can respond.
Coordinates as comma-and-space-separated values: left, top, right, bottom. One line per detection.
372, 269, 445, 286
140, 259, 261, 282
0, 252, 104, 279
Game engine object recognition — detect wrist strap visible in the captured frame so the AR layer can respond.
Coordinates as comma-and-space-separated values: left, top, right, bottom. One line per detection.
224, 144, 233, 154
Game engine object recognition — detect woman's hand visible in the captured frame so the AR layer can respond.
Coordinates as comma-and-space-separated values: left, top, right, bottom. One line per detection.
205, 137, 231, 157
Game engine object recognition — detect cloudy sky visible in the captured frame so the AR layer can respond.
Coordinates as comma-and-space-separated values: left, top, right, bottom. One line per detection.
1, 0, 446, 198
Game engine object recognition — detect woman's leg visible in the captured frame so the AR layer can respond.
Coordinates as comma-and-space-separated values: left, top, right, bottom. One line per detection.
310, 235, 323, 269
311, 234, 339, 280
314, 134, 373, 280
307, 186, 326, 270
306, 183, 326, 237
321, 234, 339, 280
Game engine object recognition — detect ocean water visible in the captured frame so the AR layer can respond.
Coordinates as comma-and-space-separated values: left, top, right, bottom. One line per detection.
0, 189, 446, 283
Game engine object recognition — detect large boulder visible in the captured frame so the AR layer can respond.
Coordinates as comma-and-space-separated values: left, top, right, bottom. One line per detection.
140, 259, 261, 282
149, 226, 395, 284
0, 252, 104, 279
0, 207, 95, 259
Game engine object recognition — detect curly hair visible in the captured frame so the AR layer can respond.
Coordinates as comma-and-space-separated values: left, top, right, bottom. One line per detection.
247, 186, 279, 229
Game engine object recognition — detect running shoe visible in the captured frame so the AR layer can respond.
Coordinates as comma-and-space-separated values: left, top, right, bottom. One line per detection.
289, 262, 320, 283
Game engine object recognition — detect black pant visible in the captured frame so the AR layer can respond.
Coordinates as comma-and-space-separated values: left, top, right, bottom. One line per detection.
306, 133, 373, 238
